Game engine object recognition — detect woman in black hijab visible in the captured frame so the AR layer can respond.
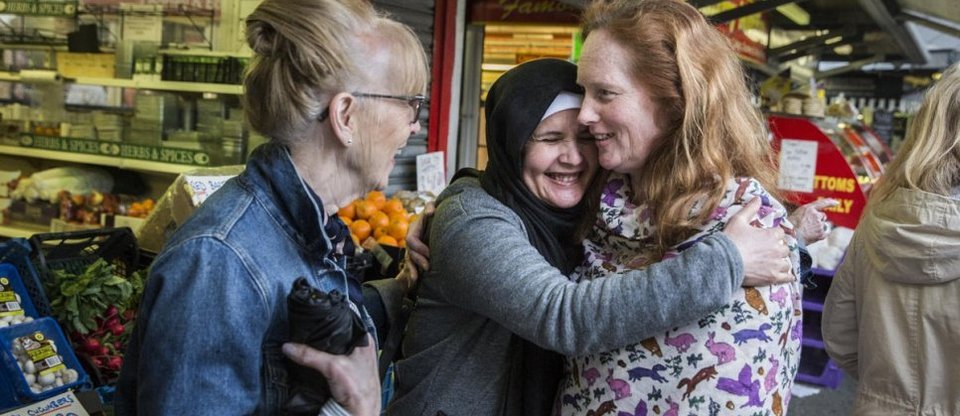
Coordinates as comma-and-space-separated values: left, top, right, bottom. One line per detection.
387, 59, 774, 416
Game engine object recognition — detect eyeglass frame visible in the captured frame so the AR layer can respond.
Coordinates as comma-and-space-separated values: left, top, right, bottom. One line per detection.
317, 92, 427, 124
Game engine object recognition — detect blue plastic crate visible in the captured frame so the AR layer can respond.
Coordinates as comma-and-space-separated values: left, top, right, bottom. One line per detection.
0, 263, 41, 325
0, 239, 51, 318
0, 317, 91, 411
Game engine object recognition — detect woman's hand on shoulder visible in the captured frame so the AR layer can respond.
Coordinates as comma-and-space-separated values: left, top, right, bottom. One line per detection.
398, 202, 434, 292
723, 197, 794, 287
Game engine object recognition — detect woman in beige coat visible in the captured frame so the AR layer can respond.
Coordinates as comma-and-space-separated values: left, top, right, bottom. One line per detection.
822, 62, 960, 416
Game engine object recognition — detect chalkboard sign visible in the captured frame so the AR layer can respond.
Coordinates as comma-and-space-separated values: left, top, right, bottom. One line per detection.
871, 109, 893, 146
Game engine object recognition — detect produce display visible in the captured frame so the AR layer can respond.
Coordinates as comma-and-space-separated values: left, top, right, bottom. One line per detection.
0, 312, 31, 328
337, 191, 418, 248
43, 259, 146, 381
0, 276, 33, 329
58, 191, 156, 225
10, 331, 81, 394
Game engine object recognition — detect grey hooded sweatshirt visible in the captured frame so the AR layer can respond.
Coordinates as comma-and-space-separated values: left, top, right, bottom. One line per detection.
387, 177, 747, 416
823, 187, 960, 415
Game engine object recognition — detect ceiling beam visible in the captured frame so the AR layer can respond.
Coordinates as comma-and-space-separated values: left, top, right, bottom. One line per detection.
899, 9, 960, 38
689, 0, 726, 8
708, 0, 809, 24
776, 34, 864, 62
857, 0, 928, 64
815, 55, 886, 79
769, 28, 858, 57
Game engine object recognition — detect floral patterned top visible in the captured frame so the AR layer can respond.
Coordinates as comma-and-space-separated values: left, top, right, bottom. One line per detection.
555, 174, 803, 416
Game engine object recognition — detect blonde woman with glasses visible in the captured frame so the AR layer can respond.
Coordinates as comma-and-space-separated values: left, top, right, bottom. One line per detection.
115, 0, 427, 414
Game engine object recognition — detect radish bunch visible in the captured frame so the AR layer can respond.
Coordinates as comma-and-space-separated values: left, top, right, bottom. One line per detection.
45, 260, 146, 384
70, 304, 133, 376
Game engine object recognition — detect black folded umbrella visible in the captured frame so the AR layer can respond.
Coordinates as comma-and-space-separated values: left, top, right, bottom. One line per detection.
284, 277, 369, 415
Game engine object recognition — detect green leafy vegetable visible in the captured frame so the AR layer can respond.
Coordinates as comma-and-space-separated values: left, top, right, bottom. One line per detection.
45, 259, 139, 334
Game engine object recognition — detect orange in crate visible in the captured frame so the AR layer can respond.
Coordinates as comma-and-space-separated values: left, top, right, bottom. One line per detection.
338, 202, 356, 220
368, 211, 389, 230
388, 211, 408, 223
366, 191, 387, 210
350, 219, 372, 241
383, 199, 405, 215
355, 200, 377, 220
377, 235, 399, 247
387, 219, 409, 240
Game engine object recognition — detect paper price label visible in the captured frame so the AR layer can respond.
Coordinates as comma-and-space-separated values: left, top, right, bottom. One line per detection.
778, 139, 818, 193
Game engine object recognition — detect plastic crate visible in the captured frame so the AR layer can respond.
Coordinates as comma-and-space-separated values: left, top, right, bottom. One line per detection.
29, 228, 140, 300
802, 272, 834, 306
0, 263, 40, 324
0, 317, 91, 411
0, 239, 50, 317
796, 343, 843, 389
28, 228, 143, 388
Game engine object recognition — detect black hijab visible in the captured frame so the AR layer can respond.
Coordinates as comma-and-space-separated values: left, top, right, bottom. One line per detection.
453, 58, 585, 415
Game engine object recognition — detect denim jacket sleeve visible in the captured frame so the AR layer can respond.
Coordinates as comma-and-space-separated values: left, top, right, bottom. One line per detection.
128, 236, 273, 414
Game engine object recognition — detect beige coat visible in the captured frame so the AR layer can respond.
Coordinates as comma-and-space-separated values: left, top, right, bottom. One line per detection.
823, 188, 960, 415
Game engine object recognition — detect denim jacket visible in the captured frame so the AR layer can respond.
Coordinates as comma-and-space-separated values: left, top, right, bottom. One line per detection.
115, 142, 373, 415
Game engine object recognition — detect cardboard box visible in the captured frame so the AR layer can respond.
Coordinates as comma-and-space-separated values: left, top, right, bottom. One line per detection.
137, 166, 243, 252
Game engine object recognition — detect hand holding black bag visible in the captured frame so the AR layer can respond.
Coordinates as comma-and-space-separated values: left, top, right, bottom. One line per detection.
284, 277, 369, 415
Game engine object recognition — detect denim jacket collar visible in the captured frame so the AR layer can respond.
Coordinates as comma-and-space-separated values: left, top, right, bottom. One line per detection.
239, 142, 333, 258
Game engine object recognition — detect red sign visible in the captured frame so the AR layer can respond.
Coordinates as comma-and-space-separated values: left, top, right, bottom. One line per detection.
469, 0, 580, 24
768, 115, 868, 230
707, 0, 768, 65
716, 25, 766, 65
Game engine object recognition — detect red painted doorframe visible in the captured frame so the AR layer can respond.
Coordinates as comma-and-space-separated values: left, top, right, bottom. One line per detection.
427, 0, 459, 157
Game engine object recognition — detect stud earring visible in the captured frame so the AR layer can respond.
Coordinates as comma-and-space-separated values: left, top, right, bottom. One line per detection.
348, 139, 353, 144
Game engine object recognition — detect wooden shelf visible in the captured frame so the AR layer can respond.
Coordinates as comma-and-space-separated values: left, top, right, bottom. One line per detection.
0, 222, 48, 239
72, 77, 244, 95
0, 71, 243, 95
0, 144, 194, 174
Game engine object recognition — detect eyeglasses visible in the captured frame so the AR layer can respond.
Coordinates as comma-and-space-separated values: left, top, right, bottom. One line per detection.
317, 92, 427, 124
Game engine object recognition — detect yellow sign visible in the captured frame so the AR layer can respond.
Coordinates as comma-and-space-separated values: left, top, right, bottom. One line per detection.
56, 52, 115, 79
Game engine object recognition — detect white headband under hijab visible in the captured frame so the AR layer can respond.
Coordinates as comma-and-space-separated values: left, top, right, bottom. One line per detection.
540, 91, 583, 122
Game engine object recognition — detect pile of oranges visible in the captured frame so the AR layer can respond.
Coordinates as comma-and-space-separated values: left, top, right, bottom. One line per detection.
337, 190, 414, 248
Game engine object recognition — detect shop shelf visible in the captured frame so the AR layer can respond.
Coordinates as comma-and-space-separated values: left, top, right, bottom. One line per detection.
71, 77, 244, 95
0, 317, 91, 411
0, 145, 195, 175
0, 71, 243, 95
0, 223, 48, 240
0, 239, 50, 317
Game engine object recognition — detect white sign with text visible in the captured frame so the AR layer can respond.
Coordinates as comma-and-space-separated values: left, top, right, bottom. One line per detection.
416, 152, 446, 196
778, 139, 818, 193
1, 391, 90, 416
